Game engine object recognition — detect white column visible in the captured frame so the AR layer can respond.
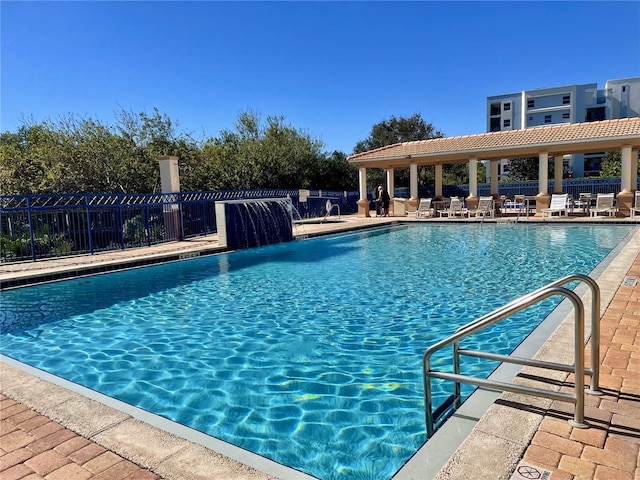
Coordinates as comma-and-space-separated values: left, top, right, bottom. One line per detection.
386, 168, 394, 197
468, 158, 478, 197
632, 150, 638, 190
359, 167, 367, 201
538, 151, 549, 194
410, 163, 418, 199
621, 146, 632, 192
490, 160, 499, 196
554, 155, 564, 193
435, 164, 443, 197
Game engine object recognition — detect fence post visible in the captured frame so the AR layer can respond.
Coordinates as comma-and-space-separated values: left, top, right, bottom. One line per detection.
27, 196, 36, 261
201, 195, 207, 236
118, 197, 125, 250
144, 203, 151, 247
85, 194, 94, 255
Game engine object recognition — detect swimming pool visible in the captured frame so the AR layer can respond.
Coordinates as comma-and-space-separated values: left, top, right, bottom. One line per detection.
0, 223, 635, 479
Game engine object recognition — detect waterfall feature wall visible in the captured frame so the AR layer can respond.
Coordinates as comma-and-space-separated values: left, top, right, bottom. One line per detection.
215, 198, 294, 249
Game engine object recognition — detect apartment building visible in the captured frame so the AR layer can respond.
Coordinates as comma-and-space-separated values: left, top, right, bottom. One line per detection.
486, 77, 640, 179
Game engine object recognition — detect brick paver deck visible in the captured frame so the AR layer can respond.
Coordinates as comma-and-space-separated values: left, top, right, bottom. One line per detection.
518, 258, 640, 480
0, 396, 159, 479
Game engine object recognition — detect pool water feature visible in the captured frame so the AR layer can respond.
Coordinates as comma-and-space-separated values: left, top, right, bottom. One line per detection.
0, 224, 635, 480
216, 198, 294, 249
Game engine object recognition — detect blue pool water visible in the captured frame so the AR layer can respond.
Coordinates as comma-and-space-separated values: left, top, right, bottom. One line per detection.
0, 224, 635, 479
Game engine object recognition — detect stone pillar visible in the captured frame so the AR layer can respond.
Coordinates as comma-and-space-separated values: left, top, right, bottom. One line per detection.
553, 155, 564, 193
159, 156, 180, 193
356, 167, 370, 217
435, 164, 443, 198
158, 156, 182, 240
618, 146, 634, 216
408, 163, 419, 211
536, 151, 551, 213
467, 158, 479, 210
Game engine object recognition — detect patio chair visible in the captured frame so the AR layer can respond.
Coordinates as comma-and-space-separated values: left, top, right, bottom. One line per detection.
504, 195, 525, 214
631, 191, 640, 219
541, 193, 569, 218
438, 197, 467, 218
575, 192, 592, 214
415, 198, 434, 218
589, 193, 616, 218
468, 196, 494, 219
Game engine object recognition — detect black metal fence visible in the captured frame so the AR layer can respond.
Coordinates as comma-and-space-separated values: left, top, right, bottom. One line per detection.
1, 189, 360, 262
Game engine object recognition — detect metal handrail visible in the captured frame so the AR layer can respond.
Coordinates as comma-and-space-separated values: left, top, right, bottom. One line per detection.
455, 274, 601, 394
423, 277, 600, 436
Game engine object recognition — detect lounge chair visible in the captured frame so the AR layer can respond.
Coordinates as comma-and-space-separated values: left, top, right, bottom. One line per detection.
631, 191, 640, 219
415, 198, 434, 218
438, 197, 467, 218
589, 193, 616, 218
468, 196, 494, 218
541, 193, 569, 218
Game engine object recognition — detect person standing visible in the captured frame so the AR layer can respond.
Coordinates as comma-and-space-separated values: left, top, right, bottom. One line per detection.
377, 185, 390, 217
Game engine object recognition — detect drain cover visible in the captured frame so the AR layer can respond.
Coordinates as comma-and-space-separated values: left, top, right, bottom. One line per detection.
623, 276, 638, 287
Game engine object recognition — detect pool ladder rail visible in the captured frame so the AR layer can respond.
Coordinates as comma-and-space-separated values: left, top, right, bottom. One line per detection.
423, 273, 602, 437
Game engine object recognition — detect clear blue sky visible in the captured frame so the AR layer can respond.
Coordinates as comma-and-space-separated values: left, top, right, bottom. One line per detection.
2, 1, 639, 154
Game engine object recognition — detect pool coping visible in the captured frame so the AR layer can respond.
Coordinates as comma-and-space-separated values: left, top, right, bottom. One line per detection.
1, 220, 639, 480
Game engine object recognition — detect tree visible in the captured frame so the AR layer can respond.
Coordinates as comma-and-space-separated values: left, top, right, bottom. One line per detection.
507, 157, 539, 181
354, 114, 445, 190
1, 108, 357, 194
600, 151, 621, 177
354, 113, 444, 154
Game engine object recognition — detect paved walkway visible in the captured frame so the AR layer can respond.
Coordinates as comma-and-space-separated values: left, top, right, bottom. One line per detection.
1, 216, 639, 479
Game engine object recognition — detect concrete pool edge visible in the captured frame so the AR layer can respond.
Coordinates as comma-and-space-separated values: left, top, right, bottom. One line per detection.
394, 225, 640, 479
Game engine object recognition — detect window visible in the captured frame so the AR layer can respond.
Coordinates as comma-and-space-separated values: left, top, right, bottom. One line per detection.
490, 103, 501, 116
527, 99, 535, 108
490, 118, 501, 132
544, 115, 552, 124
622, 86, 626, 92
504, 102, 511, 111
562, 113, 570, 119
503, 119, 511, 127
562, 95, 570, 105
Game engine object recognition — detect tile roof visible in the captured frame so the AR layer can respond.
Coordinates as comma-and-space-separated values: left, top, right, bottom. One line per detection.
347, 118, 640, 165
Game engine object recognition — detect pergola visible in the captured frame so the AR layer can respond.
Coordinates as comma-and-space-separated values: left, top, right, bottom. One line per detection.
347, 118, 640, 217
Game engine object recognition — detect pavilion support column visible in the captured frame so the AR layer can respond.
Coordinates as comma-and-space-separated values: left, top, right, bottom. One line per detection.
435, 164, 443, 198
386, 168, 396, 215
617, 145, 634, 217
356, 167, 371, 217
632, 150, 638, 190
408, 163, 419, 212
553, 155, 564, 193
490, 160, 499, 197
535, 151, 551, 214
466, 158, 479, 210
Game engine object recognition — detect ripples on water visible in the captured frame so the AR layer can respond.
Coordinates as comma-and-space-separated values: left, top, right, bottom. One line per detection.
0, 224, 634, 479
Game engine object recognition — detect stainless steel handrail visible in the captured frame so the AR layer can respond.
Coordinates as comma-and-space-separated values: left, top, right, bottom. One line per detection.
455, 274, 601, 394
423, 280, 597, 436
